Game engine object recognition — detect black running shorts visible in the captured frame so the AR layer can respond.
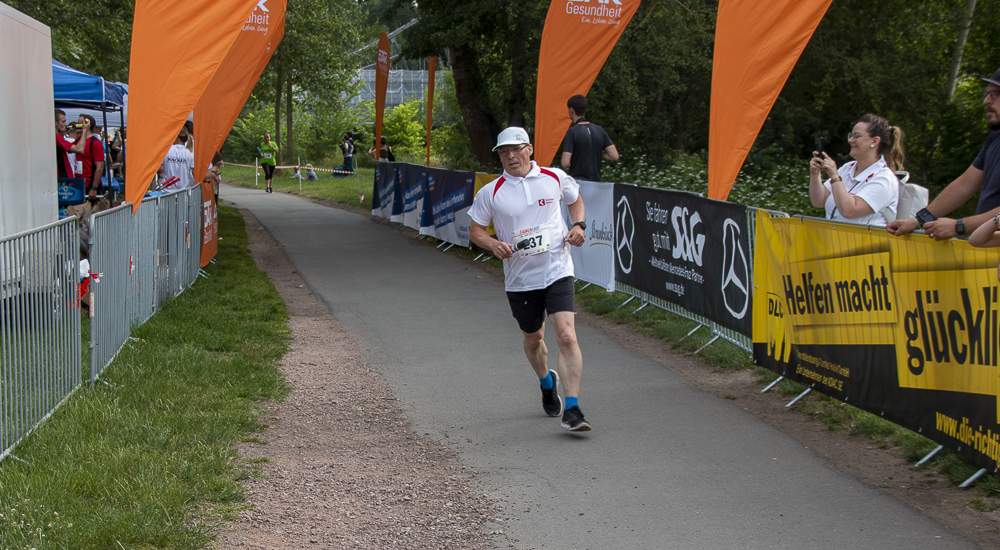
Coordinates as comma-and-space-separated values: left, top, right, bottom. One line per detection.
262, 163, 276, 179
506, 276, 576, 334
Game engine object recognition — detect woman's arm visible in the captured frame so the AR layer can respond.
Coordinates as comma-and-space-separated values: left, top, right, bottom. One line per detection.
808, 154, 831, 208
968, 211, 1000, 247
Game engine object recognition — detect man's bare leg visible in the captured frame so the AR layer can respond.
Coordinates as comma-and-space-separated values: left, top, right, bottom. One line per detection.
550, 312, 582, 398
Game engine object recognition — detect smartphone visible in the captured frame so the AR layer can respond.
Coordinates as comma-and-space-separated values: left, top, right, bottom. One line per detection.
916, 208, 937, 226
814, 136, 824, 155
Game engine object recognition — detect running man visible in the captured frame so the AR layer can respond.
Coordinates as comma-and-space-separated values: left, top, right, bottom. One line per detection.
468, 127, 591, 432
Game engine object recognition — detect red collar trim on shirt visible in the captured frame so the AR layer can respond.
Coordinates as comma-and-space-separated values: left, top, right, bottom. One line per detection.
493, 176, 507, 198
538, 168, 560, 186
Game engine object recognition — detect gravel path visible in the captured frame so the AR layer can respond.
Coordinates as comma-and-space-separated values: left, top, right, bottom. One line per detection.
214, 211, 500, 549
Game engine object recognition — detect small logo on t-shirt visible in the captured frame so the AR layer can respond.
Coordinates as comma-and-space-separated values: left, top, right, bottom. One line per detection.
537, 198, 554, 206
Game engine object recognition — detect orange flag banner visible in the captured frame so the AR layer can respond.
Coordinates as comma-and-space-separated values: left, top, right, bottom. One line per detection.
426, 56, 436, 167
125, 0, 259, 213
534, 0, 641, 168
194, 1, 285, 267
707, 0, 832, 200
374, 33, 390, 161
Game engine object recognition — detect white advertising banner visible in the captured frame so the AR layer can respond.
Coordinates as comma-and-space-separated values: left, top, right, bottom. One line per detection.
563, 180, 615, 291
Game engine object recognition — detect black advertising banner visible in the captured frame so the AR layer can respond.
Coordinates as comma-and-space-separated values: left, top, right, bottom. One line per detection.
613, 184, 752, 335
753, 211, 1000, 474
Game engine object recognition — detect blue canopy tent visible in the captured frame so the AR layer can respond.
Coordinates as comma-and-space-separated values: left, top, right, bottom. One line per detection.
52, 60, 125, 110
53, 60, 127, 193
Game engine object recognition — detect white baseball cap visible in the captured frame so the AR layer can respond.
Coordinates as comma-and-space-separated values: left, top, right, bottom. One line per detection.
493, 127, 531, 151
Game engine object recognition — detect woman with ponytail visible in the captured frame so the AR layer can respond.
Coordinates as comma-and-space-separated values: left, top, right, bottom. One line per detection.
809, 113, 903, 226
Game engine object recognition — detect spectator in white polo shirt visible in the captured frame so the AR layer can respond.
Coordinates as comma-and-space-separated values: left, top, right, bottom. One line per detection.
162, 127, 196, 190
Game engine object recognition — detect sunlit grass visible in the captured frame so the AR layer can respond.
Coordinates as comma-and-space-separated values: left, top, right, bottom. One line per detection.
0, 206, 288, 550
222, 161, 374, 207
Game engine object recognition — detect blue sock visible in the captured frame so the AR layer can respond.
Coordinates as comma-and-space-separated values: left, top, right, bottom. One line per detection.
566, 396, 578, 410
540, 372, 554, 390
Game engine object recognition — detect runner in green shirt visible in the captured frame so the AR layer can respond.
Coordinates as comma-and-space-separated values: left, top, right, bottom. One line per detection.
259, 133, 279, 193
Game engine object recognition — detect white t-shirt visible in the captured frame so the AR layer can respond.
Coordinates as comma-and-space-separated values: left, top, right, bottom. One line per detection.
162, 144, 196, 190
823, 155, 898, 226
469, 162, 581, 291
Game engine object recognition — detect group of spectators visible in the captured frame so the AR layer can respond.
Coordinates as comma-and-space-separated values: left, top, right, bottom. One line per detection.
810, 67, 1000, 254
55, 109, 124, 200
55, 109, 223, 202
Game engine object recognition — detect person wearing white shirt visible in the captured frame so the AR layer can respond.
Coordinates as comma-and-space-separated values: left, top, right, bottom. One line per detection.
469, 127, 592, 432
810, 113, 904, 227
162, 127, 196, 190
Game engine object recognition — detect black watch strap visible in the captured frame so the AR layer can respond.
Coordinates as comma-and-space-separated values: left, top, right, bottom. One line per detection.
573, 221, 587, 230
956, 218, 965, 235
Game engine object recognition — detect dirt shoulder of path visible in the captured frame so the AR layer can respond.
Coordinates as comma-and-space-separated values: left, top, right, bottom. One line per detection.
218, 195, 1000, 549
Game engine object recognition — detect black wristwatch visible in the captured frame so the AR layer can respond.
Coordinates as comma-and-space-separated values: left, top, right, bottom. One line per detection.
573, 221, 587, 230
955, 218, 965, 235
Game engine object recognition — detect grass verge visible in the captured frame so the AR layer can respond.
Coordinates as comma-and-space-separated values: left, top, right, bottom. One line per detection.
223, 162, 374, 206
0, 206, 289, 550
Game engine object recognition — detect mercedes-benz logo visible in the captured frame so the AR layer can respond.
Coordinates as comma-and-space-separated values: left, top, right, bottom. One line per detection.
616, 195, 634, 273
721, 218, 749, 319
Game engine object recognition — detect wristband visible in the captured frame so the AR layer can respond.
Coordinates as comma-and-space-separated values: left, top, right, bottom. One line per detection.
994, 212, 1000, 230
915, 217, 923, 229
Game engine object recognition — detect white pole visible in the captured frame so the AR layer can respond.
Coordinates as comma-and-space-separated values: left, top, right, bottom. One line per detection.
298, 156, 302, 190
255, 157, 259, 187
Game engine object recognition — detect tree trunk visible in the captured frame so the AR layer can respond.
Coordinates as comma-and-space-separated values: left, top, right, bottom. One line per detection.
506, 31, 528, 129
275, 61, 283, 158
286, 77, 295, 164
946, 0, 977, 100
450, 45, 497, 169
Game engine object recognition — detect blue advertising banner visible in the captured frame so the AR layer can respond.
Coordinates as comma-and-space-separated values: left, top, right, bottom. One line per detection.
371, 163, 393, 219
371, 162, 406, 222
401, 164, 425, 231
420, 167, 475, 247
614, 184, 752, 335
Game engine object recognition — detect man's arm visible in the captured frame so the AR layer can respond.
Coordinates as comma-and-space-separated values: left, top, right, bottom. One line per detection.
602, 144, 619, 162
470, 221, 513, 260
921, 165, 986, 240
69, 137, 86, 154
887, 164, 984, 236
91, 161, 104, 193
560, 151, 572, 171
565, 196, 586, 247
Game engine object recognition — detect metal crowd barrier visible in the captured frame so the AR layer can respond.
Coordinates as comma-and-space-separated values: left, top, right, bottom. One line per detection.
88, 187, 202, 382
1, 217, 82, 462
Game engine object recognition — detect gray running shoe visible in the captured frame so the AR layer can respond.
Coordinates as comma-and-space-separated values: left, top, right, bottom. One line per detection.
561, 405, 591, 432
541, 369, 563, 417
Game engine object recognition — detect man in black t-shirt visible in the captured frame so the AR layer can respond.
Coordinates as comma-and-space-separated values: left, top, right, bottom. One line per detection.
888, 68, 1000, 240
560, 95, 619, 182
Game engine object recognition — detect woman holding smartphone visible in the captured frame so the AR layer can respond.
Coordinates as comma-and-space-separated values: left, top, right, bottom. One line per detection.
809, 113, 904, 227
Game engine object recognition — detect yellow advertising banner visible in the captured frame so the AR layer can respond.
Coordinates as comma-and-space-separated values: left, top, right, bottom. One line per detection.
753, 211, 1000, 471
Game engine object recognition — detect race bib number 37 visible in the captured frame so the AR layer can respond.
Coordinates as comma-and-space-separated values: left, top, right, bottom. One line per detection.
514, 225, 550, 257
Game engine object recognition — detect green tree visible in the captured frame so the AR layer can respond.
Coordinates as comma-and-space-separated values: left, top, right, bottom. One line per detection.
759, 0, 999, 196
8, 0, 133, 81
262, 0, 366, 164
402, 0, 548, 169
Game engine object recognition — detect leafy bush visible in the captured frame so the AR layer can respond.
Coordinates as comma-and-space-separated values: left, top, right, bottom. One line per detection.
604, 150, 822, 216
